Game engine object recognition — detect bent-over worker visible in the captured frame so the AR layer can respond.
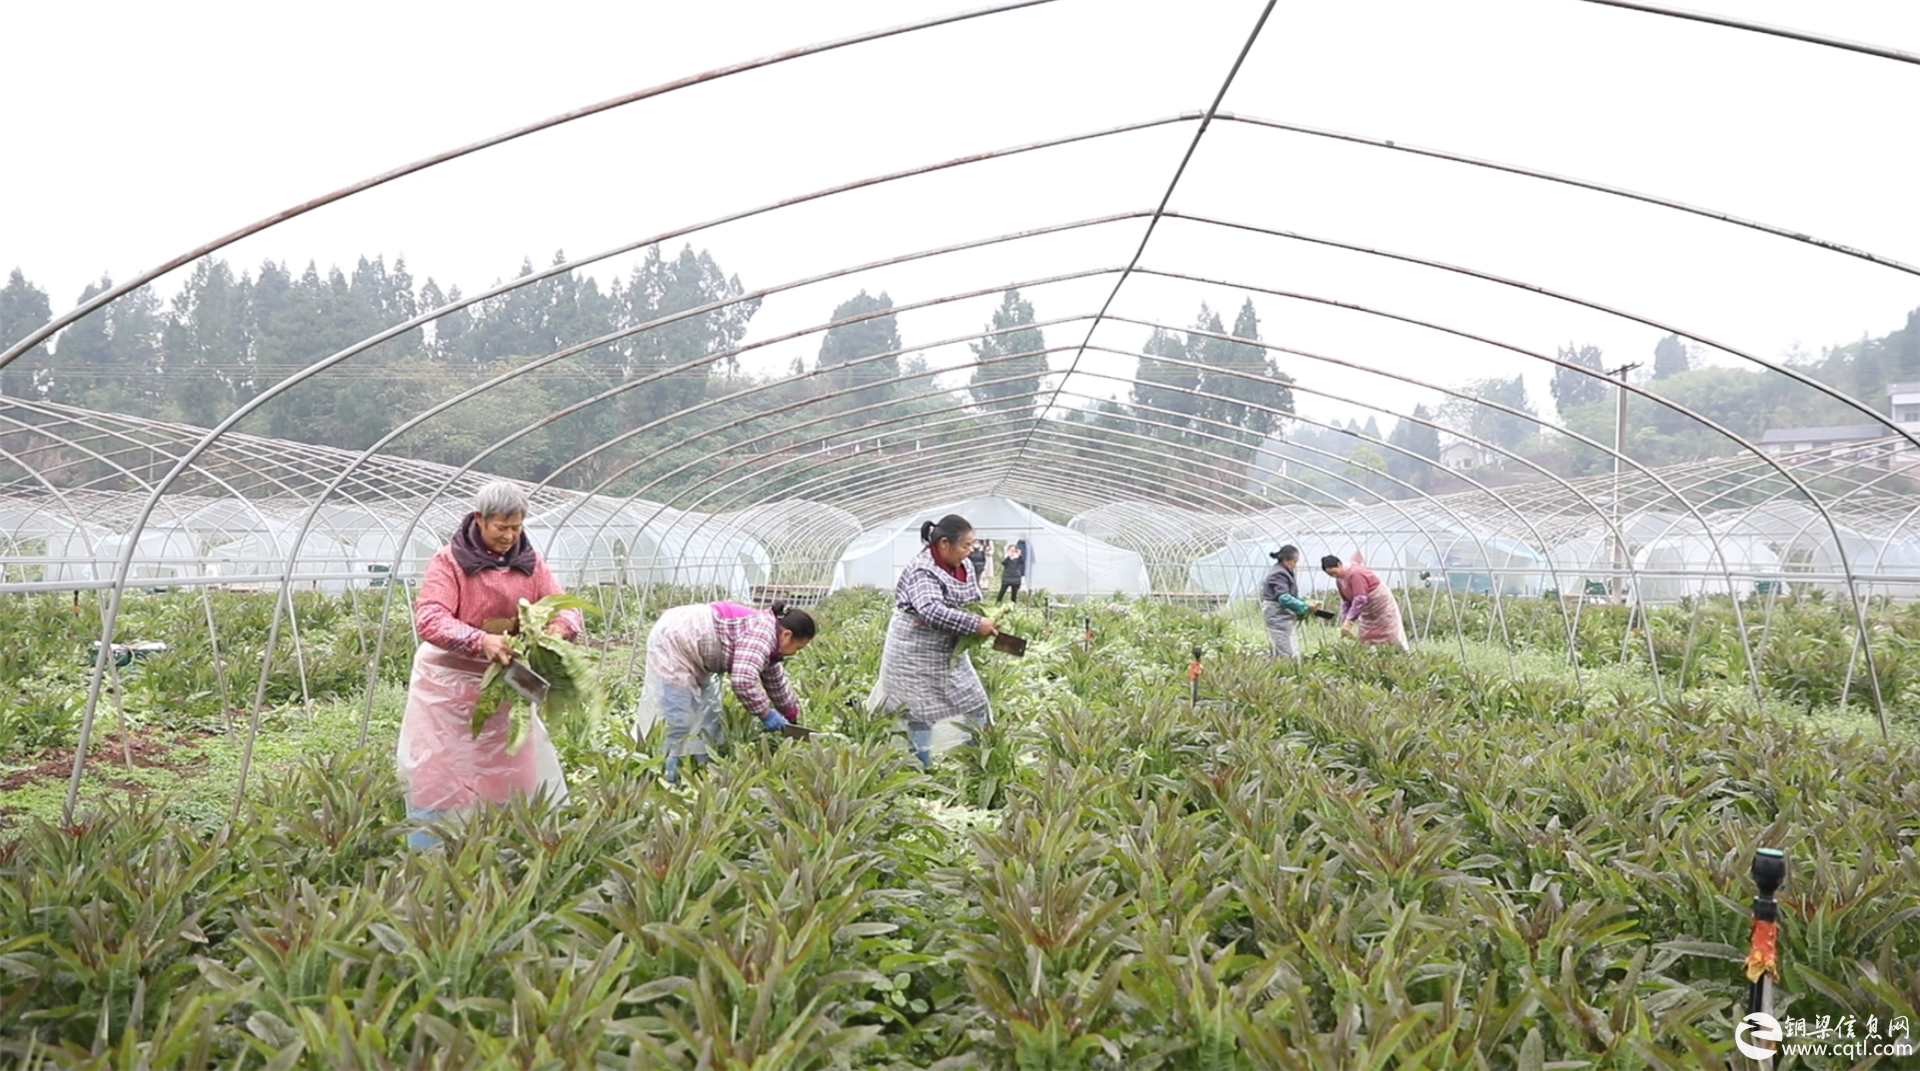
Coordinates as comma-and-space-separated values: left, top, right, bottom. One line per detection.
637, 598, 817, 780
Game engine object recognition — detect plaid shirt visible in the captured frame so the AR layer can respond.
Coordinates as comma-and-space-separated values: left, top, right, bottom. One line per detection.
895, 551, 984, 634
873, 548, 988, 723
710, 608, 800, 720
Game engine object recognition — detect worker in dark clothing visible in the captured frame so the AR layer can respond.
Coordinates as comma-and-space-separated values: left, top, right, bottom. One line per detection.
996, 542, 1026, 602
1261, 544, 1310, 659
968, 539, 990, 589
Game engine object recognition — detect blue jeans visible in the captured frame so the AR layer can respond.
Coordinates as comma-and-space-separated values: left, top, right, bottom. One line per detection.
407, 807, 443, 850
658, 681, 725, 782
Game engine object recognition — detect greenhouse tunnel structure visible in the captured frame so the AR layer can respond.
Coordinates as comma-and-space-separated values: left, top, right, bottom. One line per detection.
2, 0, 1919, 824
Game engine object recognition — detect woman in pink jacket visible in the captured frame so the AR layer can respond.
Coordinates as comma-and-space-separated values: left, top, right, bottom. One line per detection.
1321, 553, 1410, 652
397, 481, 582, 848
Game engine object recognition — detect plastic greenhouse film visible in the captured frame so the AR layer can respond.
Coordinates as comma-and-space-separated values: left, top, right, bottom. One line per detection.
397, 644, 568, 815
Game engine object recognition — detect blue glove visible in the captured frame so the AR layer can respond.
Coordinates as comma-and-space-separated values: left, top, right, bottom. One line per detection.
761, 710, 790, 732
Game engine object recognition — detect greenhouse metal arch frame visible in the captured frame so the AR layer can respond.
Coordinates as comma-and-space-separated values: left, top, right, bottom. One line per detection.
0, 1, 1913, 820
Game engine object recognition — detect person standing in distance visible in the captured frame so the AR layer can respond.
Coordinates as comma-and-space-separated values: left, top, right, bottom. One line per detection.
996, 541, 1026, 603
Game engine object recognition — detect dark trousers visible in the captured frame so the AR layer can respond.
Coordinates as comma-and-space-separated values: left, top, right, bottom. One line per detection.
996, 580, 1021, 602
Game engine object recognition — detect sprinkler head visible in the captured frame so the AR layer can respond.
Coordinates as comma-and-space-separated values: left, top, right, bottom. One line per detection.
1192, 645, 1204, 661
1751, 848, 1785, 897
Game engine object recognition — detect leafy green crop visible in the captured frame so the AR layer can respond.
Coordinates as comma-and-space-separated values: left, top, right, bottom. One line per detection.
1, 588, 1915, 1069
472, 593, 607, 754
950, 601, 990, 666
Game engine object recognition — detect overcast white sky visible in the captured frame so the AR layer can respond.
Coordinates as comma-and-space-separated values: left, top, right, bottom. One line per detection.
6, 0, 1919, 435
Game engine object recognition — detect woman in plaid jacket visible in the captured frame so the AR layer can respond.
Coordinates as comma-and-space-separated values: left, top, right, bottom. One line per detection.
869, 514, 998, 767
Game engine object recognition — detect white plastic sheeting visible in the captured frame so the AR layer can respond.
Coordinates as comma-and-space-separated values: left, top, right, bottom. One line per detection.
0, 507, 106, 583
1067, 501, 1267, 547
1200, 505, 1546, 596
38, 523, 113, 583
1421, 529, 1545, 596
352, 527, 443, 587
0, 501, 95, 543
833, 496, 1150, 596
181, 499, 284, 537
1548, 520, 1816, 602
635, 506, 771, 596
1632, 534, 1783, 603
1546, 534, 1613, 595
531, 500, 770, 598
1615, 512, 1707, 545
304, 504, 396, 542
1704, 502, 1887, 594
93, 528, 202, 582
717, 500, 862, 554
1859, 537, 1920, 599
530, 500, 646, 587
208, 526, 357, 592
1544, 512, 1747, 599
1187, 540, 1337, 601
1282, 507, 1443, 590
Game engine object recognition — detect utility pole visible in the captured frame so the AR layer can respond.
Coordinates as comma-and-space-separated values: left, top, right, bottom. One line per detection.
1607, 362, 1642, 603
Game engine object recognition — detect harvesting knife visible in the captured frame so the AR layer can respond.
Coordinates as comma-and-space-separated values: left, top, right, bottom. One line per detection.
779, 724, 848, 741
503, 658, 551, 705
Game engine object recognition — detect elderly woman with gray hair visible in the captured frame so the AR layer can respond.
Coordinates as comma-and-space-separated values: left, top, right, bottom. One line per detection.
397, 481, 582, 848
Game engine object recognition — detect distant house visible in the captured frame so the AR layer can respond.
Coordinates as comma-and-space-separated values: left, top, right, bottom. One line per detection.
1439, 441, 1492, 471
1759, 385, 1920, 458
1894, 382, 1920, 426
1757, 423, 1887, 455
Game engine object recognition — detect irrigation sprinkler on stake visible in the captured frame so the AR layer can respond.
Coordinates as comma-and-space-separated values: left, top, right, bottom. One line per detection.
1189, 645, 1203, 714
1745, 848, 1786, 1047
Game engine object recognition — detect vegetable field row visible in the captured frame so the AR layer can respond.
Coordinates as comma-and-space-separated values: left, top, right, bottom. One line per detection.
0, 590, 1914, 1068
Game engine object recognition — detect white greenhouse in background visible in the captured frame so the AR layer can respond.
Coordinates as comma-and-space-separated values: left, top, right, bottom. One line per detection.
834, 496, 1151, 596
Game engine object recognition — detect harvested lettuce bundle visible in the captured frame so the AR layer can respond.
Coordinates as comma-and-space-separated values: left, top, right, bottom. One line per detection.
472, 593, 607, 754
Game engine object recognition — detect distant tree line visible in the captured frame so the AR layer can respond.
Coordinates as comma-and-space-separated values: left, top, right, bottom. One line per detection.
10, 248, 1905, 507
1471, 319, 1920, 482
0, 256, 1295, 508
1247, 311, 1920, 506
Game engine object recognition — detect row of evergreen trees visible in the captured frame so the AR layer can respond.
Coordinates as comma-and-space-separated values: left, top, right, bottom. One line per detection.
4, 247, 1913, 503
0, 252, 1295, 503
